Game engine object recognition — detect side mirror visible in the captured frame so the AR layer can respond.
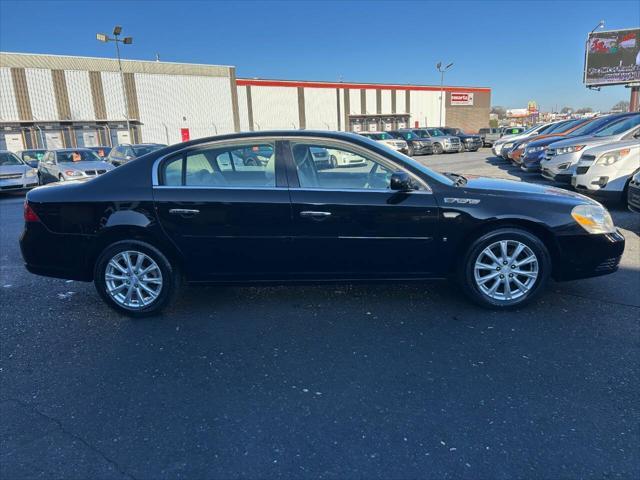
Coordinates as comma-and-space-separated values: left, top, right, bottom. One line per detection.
633, 130, 640, 139
27, 161, 38, 168
390, 171, 414, 191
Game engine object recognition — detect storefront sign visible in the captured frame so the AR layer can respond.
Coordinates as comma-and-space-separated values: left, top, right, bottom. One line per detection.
450, 92, 474, 106
181, 128, 190, 142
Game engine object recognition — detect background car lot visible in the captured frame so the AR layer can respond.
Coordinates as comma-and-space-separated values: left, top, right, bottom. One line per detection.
1, 148, 638, 478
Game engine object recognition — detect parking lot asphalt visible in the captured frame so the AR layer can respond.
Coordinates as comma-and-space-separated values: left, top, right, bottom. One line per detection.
1, 149, 639, 479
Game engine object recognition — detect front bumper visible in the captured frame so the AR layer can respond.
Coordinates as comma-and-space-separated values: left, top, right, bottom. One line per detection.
520, 152, 545, 172
553, 230, 625, 281
442, 143, 461, 153
541, 167, 572, 183
0, 176, 38, 191
412, 144, 433, 155
463, 139, 483, 151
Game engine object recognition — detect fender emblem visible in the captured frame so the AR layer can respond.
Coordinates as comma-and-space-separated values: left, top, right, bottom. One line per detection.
444, 197, 480, 205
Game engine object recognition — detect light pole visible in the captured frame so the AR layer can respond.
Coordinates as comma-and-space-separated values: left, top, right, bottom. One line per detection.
97, 26, 133, 141
436, 62, 454, 127
584, 20, 605, 86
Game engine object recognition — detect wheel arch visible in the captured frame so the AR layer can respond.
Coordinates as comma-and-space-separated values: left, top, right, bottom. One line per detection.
85, 225, 185, 281
450, 218, 560, 274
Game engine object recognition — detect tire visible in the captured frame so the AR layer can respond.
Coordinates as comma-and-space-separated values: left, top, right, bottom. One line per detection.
94, 240, 180, 317
432, 143, 443, 154
408, 145, 415, 157
458, 228, 551, 309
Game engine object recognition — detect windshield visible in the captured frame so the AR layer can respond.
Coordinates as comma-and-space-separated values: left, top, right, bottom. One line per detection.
426, 128, 446, 137
552, 119, 585, 133
0, 152, 24, 166
367, 133, 394, 140
594, 115, 640, 137
21, 150, 46, 162
132, 145, 164, 156
90, 147, 112, 157
398, 131, 419, 140
57, 150, 102, 162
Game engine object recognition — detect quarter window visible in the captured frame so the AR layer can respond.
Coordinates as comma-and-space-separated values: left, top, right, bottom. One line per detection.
291, 142, 402, 190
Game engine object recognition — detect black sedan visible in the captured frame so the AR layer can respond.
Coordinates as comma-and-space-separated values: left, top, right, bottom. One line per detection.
20, 131, 624, 316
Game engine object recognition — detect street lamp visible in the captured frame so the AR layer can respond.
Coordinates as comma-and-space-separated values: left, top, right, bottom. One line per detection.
97, 26, 134, 140
436, 62, 454, 127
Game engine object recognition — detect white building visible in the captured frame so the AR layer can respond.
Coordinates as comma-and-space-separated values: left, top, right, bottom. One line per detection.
0, 52, 491, 151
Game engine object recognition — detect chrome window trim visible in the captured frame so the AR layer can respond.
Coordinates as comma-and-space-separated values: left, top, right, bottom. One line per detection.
153, 185, 287, 191
151, 135, 432, 194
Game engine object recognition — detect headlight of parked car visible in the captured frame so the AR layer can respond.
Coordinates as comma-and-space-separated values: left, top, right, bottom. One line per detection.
25, 169, 37, 177
64, 170, 84, 177
571, 204, 615, 234
596, 148, 631, 166
556, 145, 586, 155
526, 146, 546, 154
503, 142, 514, 149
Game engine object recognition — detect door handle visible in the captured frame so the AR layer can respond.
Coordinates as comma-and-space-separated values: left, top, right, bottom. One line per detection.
300, 211, 332, 220
169, 208, 200, 216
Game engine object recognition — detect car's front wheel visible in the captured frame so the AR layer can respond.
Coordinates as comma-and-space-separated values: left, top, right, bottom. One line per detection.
94, 240, 179, 317
459, 228, 551, 309
432, 143, 443, 154
407, 145, 414, 156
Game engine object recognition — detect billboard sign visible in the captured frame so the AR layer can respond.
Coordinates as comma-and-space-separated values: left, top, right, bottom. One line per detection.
450, 92, 474, 105
584, 28, 640, 86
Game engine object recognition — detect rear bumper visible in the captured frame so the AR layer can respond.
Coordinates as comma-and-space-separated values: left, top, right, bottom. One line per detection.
20, 222, 94, 281
553, 230, 625, 281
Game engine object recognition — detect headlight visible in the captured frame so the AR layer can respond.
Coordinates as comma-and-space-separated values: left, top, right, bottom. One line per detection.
571, 204, 615, 234
596, 148, 631, 166
557, 162, 571, 170
526, 146, 546, 154
25, 169, 37, 177
64, 170, 84, 177
503, 142, 514, 149
556, 145, 586, 155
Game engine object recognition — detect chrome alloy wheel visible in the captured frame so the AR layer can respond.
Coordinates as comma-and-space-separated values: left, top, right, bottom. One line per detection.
105, 250, 163, 309
473, 240, 539, 302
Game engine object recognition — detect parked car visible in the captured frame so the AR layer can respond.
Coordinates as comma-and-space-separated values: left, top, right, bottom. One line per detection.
571, 140, 640, 204
627, 169, 640, 213
310, 147, 331, 168
523, 113, 639, 173
326, 148, 367, 167
541, 114, 640, 183
16, 149, 47, 168
359, 132, 408, 153
410, 128, 461, 154
88, 146, 112, 159
21, 131, 624, 316
37, 148, 115, 183
511, 118, 592, 167
388, 130, 433, 156
438, 127, 483, 151
492, 122, 558, 158
0, 150, 39, 192
479, 128, 500, 146
108, 143, 166, 167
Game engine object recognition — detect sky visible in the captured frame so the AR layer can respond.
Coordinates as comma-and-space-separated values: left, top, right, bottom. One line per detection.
0, 0, 638, 112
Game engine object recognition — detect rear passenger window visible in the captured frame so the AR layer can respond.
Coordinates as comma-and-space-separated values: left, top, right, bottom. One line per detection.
160, 142, 276, 188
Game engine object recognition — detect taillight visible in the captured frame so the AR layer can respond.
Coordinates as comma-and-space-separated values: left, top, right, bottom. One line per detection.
24, 201, 40, 223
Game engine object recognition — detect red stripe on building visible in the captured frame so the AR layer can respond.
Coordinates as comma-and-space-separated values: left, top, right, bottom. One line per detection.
237, 78, 490, 93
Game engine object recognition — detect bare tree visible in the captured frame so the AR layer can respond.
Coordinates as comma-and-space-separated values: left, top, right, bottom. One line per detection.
490, 106, 506, 119
560, 106, 573, 114
612, 101, 630, 112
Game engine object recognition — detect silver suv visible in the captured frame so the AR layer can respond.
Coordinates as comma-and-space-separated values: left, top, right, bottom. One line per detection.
410, 128, 461, 154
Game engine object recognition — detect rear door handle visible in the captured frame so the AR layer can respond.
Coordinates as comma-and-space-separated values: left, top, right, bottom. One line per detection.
169, 208, 200, 216
300, 211, 332, 220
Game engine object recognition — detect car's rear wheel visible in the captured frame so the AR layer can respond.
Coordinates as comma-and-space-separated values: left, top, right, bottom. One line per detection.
94, 240, 179, 317
459, 228, 551, 309
432, 143, 443, 154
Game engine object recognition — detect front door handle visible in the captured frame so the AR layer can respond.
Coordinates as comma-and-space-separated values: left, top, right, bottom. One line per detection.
300, 211, 332, 220
169, 208, 200, 216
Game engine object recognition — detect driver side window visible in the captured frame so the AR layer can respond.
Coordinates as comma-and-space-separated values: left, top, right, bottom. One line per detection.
291, 142, 395, 190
